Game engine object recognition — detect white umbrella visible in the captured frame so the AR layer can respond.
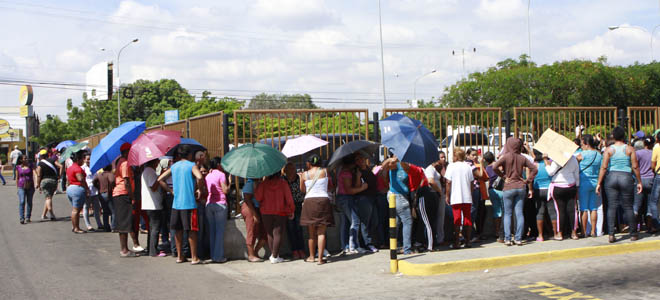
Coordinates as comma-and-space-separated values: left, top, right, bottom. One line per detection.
281, 135, 329, 158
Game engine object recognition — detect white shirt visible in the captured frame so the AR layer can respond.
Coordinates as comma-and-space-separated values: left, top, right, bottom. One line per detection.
82, 164, 98, 195
444, 161, 474, 205
546, 156, 580, 186
141, 167, 163, 210
10, 149, 21, 164
424, 165, 441, 190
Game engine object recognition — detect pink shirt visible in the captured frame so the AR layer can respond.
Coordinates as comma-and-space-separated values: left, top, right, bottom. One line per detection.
206, 169, 227, 205
337, 169, 352, 195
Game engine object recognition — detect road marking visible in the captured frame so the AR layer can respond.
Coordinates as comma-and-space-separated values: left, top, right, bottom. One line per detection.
519, 282, 602, 300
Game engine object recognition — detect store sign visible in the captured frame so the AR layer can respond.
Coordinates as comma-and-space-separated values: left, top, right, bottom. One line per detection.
19, 85, 33, 106
0, 119, 9, 134
19, 105, 33, 117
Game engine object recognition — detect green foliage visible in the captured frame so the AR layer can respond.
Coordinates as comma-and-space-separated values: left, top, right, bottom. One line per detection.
32, 115, 73, 146
439, 55, 660, 109
37, 79, 244, 146
247, 93, 319, 110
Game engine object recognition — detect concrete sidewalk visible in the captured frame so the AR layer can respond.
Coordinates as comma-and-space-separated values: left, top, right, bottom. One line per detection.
398, 233, 660, 276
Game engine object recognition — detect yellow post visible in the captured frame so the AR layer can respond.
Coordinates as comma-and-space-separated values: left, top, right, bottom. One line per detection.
389, 193, 398, 274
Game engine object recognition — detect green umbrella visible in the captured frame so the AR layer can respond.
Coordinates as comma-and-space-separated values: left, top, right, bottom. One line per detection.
221, 143, 287, 179
59, 141, 89, 163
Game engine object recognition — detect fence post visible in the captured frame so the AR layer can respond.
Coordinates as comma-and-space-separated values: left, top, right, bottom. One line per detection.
618, 108, 627, 130
372, 112, 380, 143
223, 113, 230, 156
504, 110, 513, 140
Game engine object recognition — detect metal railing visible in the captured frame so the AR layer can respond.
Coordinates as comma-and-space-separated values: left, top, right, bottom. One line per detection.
514, 107, 618, 142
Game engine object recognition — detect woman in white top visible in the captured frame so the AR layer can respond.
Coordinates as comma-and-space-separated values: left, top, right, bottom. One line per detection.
82, 153, 103, 231
299, 154, 335, 265
544, 154, 580, 240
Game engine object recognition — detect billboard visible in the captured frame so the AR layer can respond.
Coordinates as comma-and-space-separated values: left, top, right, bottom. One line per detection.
165, 110, 179, 124
86, 61, 113, 100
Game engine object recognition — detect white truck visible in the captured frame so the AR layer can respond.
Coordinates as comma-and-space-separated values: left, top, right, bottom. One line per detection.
439, 125, 494, 163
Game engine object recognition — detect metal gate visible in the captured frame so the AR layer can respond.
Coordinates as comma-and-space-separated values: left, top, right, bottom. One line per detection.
514, 107, 618, 143
383, 108, 503, 161
627, 107, 659, 139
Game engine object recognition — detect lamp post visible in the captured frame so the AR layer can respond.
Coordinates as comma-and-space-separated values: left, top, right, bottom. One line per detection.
378, 0, 387, 110
413, 69, 436, 106
527, 0, 532, 60
608, 25, 660, 61
101, 38, 139, 126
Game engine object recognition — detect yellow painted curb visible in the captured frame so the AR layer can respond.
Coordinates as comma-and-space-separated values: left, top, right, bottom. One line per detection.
398, 240, 660, 276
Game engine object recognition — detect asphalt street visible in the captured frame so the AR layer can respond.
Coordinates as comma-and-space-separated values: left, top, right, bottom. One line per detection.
2, 177, 659, 299
0, 179, 288, 300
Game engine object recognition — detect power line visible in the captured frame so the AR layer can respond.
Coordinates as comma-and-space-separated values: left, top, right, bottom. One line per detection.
0, 1, 446, 50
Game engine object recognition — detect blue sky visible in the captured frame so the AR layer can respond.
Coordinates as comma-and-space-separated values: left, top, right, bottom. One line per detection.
1, 0, 659, 134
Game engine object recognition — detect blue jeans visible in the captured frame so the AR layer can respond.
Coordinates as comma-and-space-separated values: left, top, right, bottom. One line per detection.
0, 171, 5, 184
336, 194, 359, 250
66, 185, 86, 209
286, 206, 305, 252
98, 193, 113, 231
605, 171, 636, 235
503, 188, 526, 241
372, 193, 388, 247
18, 187, 34, 220
356, 195, 374, 247
633, 177, 653, 215
206, 202, 227, 262
390, 192, 413, 253
83, 194, 103, 229
647, 176, 660, 227
470, 188, 481, 233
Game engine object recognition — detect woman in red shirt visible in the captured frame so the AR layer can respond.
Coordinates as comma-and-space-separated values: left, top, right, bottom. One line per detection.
255, 172, 294, 264
66, 151, 90, 233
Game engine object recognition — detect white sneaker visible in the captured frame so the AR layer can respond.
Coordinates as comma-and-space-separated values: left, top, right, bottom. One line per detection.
346, 248, 358, 255
356, 247, 367, 254
132, 246, 145, 252
323, 249, 331, 257
368, 245, 379, 253
269, 255, 283, 264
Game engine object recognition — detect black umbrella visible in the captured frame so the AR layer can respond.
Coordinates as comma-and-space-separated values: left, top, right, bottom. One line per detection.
327, 140, 380, 169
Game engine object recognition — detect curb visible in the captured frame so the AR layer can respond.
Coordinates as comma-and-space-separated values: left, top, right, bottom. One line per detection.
398, 240, 660, 276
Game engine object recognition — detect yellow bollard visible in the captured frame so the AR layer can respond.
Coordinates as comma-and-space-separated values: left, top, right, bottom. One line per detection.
389, 193, 398, 274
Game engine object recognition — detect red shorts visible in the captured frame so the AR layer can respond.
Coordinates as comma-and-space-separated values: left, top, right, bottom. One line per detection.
451, 203, 472, 226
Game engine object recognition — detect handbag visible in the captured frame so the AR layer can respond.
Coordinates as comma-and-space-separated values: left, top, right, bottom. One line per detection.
492, 176, 505, 191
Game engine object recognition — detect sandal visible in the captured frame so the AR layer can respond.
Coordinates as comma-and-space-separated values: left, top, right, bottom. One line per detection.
247, 257, 264, 263
190, 260, 202, 265
608, 235, 616, 243
317, 258, 327, 265
120, 251, 138, 258
304, 257, 316, 263
176, 258, 189, 264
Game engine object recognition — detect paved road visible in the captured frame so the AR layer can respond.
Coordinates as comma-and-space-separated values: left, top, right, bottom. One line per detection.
2, 178, 659, 300
0, 180, 289, 300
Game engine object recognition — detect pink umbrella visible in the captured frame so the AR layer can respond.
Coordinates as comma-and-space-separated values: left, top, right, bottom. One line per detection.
281, 135, 329, 158
128, 130, 181, 166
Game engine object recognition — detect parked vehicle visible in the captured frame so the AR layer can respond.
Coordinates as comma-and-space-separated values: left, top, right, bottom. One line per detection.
440, 132, 491, 163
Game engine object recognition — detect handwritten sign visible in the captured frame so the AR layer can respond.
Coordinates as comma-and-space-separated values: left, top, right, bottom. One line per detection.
533, 129, 579, 167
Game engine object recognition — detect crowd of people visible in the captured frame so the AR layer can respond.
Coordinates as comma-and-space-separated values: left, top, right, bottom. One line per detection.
8, 125, 660, 265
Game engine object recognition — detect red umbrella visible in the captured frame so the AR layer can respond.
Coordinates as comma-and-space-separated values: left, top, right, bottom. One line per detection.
128, 130, 181, 166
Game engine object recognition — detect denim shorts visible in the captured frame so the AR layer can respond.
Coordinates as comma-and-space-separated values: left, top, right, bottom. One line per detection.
67, 185, 86, 209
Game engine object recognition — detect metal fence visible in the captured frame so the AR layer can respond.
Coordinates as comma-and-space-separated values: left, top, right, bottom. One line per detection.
233, 109, 370, 161
383, 108, 503, 161
514, 107, 618, 142
628, 106, 658, 139
75, 112, 225, 158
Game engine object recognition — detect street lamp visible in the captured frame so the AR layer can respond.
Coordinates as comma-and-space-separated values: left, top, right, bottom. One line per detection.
608, 25, 660, 61
378, 0, 387, 110
527, 0, 532, 60
101, 38, 139, 126
413, 69, 436, 106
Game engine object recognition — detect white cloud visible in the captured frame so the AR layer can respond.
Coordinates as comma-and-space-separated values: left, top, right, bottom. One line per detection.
56, 50, 92, 71
111, 1, 172, 22
251, 0, 339, 30
476, 0, 526, 21
557, 28, 651, 63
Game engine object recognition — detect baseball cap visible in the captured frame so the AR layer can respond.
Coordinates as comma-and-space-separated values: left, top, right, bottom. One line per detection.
635, 131, 645, 139
39, 149, 47, 156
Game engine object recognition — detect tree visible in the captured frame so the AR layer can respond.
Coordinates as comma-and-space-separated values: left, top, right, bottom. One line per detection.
247, 93, 319, 110
437, 55, 660, 109
37, 79, 244, 145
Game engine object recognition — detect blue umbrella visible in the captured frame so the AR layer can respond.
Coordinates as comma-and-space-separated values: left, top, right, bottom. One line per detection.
165, 138, 207, 157
379, 113, 439, 167
90, 121, 146, 173
56, 140, 76, 151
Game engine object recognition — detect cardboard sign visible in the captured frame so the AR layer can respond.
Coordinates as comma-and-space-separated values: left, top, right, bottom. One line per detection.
533, 129, 579, 167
